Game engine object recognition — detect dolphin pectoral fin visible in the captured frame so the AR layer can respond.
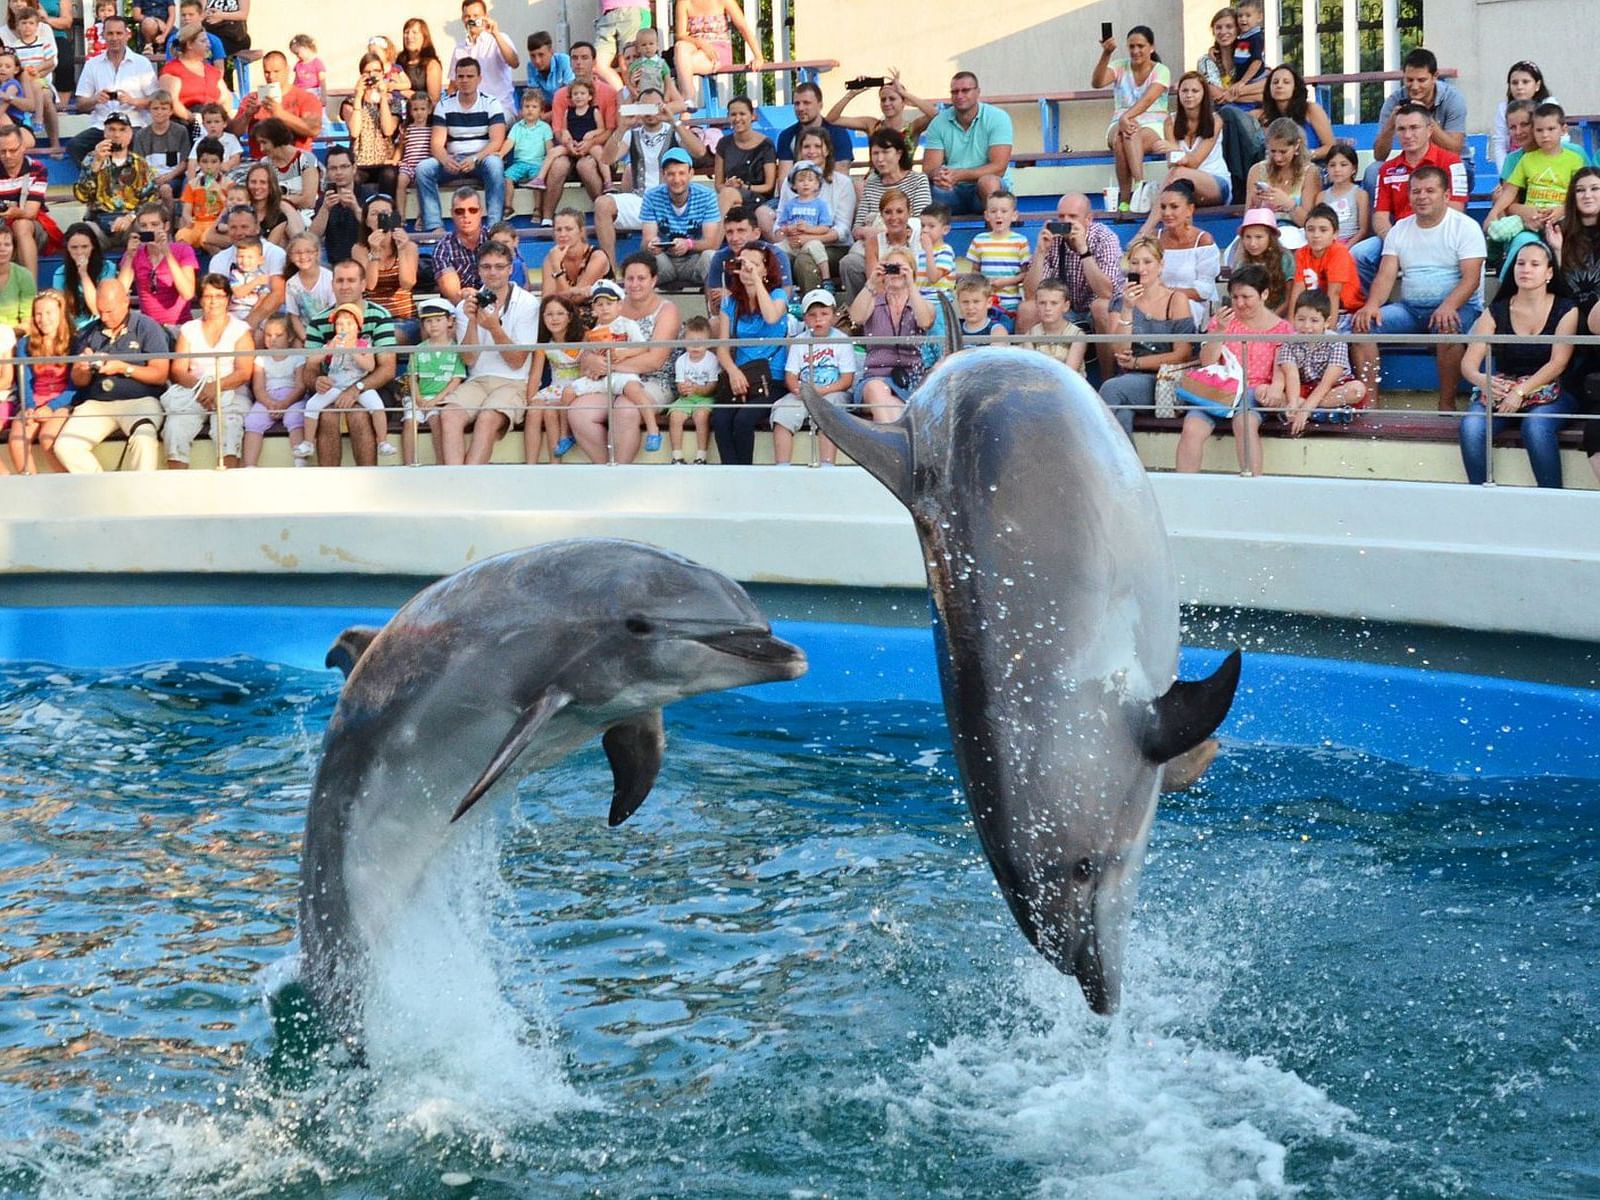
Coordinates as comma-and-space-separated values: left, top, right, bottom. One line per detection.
799, 381, 913, 506
325, 626, 384, 678
1142, 650, 1243, 765
602, 709, 665, 827
1159, 738, 1221, 793
450, 687, 573, 823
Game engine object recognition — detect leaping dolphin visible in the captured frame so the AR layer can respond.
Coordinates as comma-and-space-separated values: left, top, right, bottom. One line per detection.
298, 539, 807, 1050
802, 349, 1241, 1014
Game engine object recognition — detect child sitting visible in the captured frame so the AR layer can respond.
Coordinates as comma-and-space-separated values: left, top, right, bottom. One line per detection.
241, 313, 307, 467
966, 190, 1030, 321
298, 302, 395, 460
954, 272, 1008, 340
775, 161, 835, 283
770, 289, 855, 466
668, 313, 720, 463
1226, 208, 1293, 314
7, 8, 59, 153
283, 232, 333, 341
1018, 278, 1086, 372
503, 88, 554, 189
1288, 203, 1362, 327
176, 136, 227, 247
226, 237, 281, 332
185, 103, 242, 181
0, 50, 33, 138
524, 293, 585, 462
562, 279, 660, 450
406, 296, 467, 465
1263, 288, 1366, 436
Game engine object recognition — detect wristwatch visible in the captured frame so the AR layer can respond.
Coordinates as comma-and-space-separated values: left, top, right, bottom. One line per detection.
1079, 250, 1094, 260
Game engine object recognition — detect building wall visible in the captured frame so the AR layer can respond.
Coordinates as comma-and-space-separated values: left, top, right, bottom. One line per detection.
1426, 0, 1600, 134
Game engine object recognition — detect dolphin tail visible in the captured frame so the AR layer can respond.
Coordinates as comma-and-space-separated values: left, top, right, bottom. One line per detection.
1142, 650, 1243, 766
450, 687, 573, 822
326, 627, 384, 678
799, 381, 913, 506
603, 709, 666, 826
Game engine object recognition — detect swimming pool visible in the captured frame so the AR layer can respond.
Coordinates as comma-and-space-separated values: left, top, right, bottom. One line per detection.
1, 608, 1596, 1199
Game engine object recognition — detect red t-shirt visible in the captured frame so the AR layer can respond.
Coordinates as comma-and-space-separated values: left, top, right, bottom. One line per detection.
1294, 241, 1363, 310
1375, 145, 1468, 220
242, 84, 325, 156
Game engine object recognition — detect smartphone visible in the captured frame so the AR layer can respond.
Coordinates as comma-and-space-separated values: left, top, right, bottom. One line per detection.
261, 82, 281, 104
1046, 220, 1069, 235
1256, 180, 1270, 191
137, 230, 157, 243
1124, 269, 1139, 284
1100, 21, 1114, 42
619, 102, 657, 118
883, 263, 903, 276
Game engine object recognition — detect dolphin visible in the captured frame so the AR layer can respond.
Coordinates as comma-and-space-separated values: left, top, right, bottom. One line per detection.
298, 539, 807, 1049
802, 349, 1240, 1014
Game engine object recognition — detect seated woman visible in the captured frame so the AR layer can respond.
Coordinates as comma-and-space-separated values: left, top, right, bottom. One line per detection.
711, 244, 787, 464
1550, 167, 1600, 484
1176, 263, 1291, 477
847, 245, 934, 424
672, 0, 763, 101
760, 128, 856, 291
1091, 25, 1170, 213
53, 222, 114, 328
1100, 235, 1196, 434
539, 208, 611, 305
0, 221, 35, 335
1244, 118, 1319, 247
243, 162, 304, 249
1147, 180, 1222, 328
1459, 239, 1578, 489
352, 194, 416, 340
254, 118, 321, 216
1258, 65, 1335, 163
712, 96, 777, 215
1160, 71, 1230, 209
117, 202, 197, 332
1196, 5, 1265, 194
7, 289, 71, 473
161, 271, 255, 469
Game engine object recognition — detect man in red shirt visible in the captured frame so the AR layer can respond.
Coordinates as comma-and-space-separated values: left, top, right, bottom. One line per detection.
1353, 102, 1467, 289
549, 41, 618, 132
229, 50, 323, 158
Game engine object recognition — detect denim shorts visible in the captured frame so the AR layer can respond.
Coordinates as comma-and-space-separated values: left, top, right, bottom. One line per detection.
1186, 384, 1257, 424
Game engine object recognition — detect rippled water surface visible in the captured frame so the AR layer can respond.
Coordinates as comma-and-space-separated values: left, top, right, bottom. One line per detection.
1, 653, 1597, 1199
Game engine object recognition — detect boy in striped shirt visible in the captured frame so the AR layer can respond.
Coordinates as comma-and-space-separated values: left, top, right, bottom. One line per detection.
966, 190, 1029, 322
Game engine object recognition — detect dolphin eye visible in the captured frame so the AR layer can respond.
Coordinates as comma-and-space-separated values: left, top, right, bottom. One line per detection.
625, 615, 653, 636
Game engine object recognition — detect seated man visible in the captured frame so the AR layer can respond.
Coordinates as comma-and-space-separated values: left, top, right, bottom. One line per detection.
774, 82, 856, 181
1352, 103, 1467, 290
417, 58, 507, 231
705, 204, 791, 309
301, 260, 398, 467
229, 50, 323, 159
72, 112, 153, 244
639, 148, 723, 289
431, 186, 490, 303
53, 278, 171, 472
209, 204, 288, 276
1367, 48, 1468, 184
920, 71, 1012, 216
590, 90, 707, 269
1352, 165, 1485, 413
436, 240, 538, 465
0, 124, 59, 276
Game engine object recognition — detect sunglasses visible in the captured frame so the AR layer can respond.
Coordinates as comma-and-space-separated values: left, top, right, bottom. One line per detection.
452, 206, 481, 215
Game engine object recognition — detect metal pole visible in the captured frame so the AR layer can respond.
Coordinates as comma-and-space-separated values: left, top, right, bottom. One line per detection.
212, 351, 227, 471
1381, 0, 1400, 76
1481, 340, 1496, 487
742, 0, 760, 104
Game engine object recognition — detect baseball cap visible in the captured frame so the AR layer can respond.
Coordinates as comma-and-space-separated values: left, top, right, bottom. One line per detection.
789, 160, 821, 179
660, 147, 694, 168
590, 279, 624, 300
417, 297, 454, 319
103, 111, 132, 126
800, 288, 835, 312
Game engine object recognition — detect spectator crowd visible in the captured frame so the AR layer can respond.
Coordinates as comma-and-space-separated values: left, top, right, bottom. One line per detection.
0, 0, 1595, 487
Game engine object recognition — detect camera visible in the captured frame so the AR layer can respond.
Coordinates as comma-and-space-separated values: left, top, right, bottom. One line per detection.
882, 263, 903, 275
845, 75, 888, 91
377, 211, 398, 232
1046, 219, 1070, 236
363, 73, 380, 86
1124, 269, 1140, 284
137, 230, 157, 242
474, 287, 496, 308
466, 17, 481, 30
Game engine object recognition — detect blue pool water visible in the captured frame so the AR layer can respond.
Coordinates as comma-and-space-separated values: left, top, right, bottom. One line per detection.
0, 608, 1597, 1199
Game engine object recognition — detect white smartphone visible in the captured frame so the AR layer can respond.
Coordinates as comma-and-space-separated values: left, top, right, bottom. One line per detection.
619, 103, 658, 118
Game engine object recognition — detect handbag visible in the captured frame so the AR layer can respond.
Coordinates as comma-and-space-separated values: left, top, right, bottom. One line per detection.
1175, 347, 1246, 417
1153, 362, 1188, 420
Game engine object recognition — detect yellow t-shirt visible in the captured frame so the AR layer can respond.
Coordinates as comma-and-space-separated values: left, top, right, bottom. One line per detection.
1508, 146, 1589, 209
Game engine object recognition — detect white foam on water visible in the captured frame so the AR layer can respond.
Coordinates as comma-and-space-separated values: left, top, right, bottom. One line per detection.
879, 911, 1359, 1199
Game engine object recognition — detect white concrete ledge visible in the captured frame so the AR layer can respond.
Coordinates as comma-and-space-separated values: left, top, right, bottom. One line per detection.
2, 467, 1598, 641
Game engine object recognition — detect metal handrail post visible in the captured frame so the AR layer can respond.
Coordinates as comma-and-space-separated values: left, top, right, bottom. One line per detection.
1482, 340, 1495, 487
212, 351, 227, 471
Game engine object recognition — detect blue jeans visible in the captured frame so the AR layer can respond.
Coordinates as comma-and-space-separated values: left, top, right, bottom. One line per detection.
931, 181, 984, 215
1351, 236, 1384, 293
415, 155, 506, 230
1375, 298, 1482, 336
1459, 390, 1576, 487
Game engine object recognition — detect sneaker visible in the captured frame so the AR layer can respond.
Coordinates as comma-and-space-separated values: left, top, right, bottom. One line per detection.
554, 435, 575, 457
292, 440, 314, 458
1130, 180, 1155, 213
670, 451, 686, 464
540, 217, 553, 227
644, 433, 662, 452
377, 440, 398, 457
693, 453, 707, 464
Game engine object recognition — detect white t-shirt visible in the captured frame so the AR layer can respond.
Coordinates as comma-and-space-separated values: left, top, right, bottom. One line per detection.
1382, 208, 1487, 307
454, 285, 540, 379
675, 350, 720, 389
73, 50, 159, 128
285, 266, 334, 325
188, 131, 244, 162
783, 329, 855, 388
448, 32, 516, 109
0, 323, 13, 401
210, 240, 287, 277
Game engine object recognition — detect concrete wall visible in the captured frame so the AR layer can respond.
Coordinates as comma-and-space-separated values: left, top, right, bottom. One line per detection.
1427, 0, 1600, 135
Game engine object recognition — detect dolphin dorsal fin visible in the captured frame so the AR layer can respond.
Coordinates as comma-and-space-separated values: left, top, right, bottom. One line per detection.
450, 687, 573, 823
325, 626, 384, 678
799, 381, 913, 506
1142, 650, 1243, 766
603, 709, 666, 827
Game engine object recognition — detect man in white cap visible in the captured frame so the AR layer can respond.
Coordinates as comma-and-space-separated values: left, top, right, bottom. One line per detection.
638, 146, 722, 288
768, 288, 854, 466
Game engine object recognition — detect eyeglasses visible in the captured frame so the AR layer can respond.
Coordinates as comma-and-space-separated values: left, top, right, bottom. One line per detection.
453, 206, 481, 215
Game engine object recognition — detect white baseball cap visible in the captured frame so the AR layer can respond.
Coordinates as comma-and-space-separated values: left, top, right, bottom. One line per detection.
800, 288, 835, 312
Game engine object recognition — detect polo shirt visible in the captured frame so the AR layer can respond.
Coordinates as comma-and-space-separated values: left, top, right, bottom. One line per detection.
1377, 78, 1469, 137
73, 50, 160, 128
921, 103, 1014, 181
448, 32, 517, 109
70, 312, 171, 401
453, 284, 539, 379
775, 120, 855, 169
305, 299, 397, 349
1375, 145, 1468, 219
430, 92, 507, 160
639, 182, 721, 240
526, 52, 574, 106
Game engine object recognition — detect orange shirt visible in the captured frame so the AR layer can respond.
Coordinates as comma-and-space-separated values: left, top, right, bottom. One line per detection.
1294, 241, 1363, 311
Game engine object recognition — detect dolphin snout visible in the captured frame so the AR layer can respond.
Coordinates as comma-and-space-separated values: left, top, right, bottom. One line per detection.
695, 628, 809, 681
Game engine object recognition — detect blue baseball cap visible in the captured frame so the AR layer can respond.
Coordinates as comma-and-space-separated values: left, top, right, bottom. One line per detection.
660, 147, 694, 168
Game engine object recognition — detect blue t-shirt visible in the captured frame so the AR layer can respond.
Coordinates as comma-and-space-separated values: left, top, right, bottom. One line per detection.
507, 118, 554, 166
526, 52, 574, 106
721, 289, 787, 367
639, 181, 721, 240
775, 195, 832, 230
164, 27, 226, 63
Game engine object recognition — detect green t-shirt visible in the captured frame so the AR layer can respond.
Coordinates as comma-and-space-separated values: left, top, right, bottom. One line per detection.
1508, 145, 1589, 208
412, 347, 466, 400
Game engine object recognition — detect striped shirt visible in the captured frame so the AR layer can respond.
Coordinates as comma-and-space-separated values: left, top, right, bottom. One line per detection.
967, 229, 1031, 312
430, 92, 506, 160
859, 171, 933, 224
304, 299, 397, 350
0, 155, 48, 212
639, 182, 721, 240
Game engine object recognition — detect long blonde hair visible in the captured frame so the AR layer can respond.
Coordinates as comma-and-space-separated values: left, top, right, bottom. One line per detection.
29, 290, 70, 357
1263, 117, 1310, 191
